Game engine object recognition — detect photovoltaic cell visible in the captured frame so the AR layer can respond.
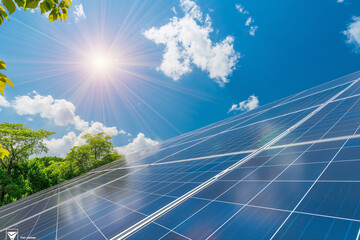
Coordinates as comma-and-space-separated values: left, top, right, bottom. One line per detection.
1, 71, 360, 239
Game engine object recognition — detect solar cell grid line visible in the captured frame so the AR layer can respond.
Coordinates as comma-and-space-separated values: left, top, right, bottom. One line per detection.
52, 155, 245, 239
0, 154, 248, 238
68, 189, 108, 239
153, 140, 358, 239
163, 144, 319, 239
0, 166, 145, 232
269, 126, 360, 238
158, 109, 313, 163
0, 168, 107, 216
55, 192, 59, 240
276, 94, 360, 146
70, 188, 191, 240
271, 80, 352, 110
274, 96, 358, 146
112, 79, 359, 239
24, 196, 51, 240
0, 170, 120, 222
336, 78, 360, 100
269, 139, 351, 239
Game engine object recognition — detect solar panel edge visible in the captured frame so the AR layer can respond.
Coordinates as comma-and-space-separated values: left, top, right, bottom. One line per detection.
111, 78, 360, 239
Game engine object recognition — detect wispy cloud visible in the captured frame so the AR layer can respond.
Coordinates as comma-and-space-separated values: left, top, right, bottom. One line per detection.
337, 0, 344, 3
245, 17, 253, 26
235, 3, 258, 36
228, 95, 259, 113
235, 4, 249, 14
144, 0, 240, 86
344, 16, 360, 50
249, 26, 258, 36
73, 4, 86, 23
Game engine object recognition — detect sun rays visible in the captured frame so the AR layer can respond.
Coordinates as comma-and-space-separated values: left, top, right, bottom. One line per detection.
2, 0, 213, 138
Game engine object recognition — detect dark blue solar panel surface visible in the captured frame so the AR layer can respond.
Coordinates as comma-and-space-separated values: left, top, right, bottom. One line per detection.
1, 72, 360, 239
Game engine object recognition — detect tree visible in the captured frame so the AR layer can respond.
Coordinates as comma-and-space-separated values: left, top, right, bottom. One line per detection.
0, 123, 54, 203
66, 132, 124, 175
0, 0, 72, 95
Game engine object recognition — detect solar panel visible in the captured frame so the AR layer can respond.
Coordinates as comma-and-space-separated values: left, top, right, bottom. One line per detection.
1, 71, 360, 239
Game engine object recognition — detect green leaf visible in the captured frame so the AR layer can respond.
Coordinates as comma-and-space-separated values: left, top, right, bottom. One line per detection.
0, 7, 8, 20
39, 1, 50, 14
0, 80, 5, 95
14, 0, 25, 8
0, 60, 6, 70
0, 15, 3, 25
25, 0, 40, 9
48, 8, 59, 22
0, 73, 13, 88
1, 0, 16, 14
45, 0, 55, 8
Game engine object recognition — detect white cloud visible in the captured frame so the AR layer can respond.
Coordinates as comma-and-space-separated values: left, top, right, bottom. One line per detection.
337, 0, 344, 3
344, 16, 360, 50
7, 92, 124, 156
43, 121, 123, 157
12, 94, 88, 130
43, 121, 122, 157
245, 17, 253, 26
0, 95, 10, 108
73, 4, 86, 23
228, 95, 259, 113
116, 133, 159, 156
44, 132, 78, 157
249, 26, 258, 36
81, 121, 119, 137
235, 4, 249, 14
144, 0, 239, 86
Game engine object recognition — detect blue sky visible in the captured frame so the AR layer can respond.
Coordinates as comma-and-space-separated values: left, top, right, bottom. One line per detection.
1, 0, 360, 156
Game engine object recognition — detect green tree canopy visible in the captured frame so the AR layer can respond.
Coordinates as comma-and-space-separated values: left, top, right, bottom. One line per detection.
0, 122, 54, 202
66, 132, 124, 175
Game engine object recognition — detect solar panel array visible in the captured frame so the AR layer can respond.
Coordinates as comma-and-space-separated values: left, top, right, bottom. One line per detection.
2, 71, 360, 239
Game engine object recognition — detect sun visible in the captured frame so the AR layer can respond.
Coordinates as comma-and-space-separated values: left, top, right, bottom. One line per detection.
92, 56, 107, 69
88, 52, 116, 74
